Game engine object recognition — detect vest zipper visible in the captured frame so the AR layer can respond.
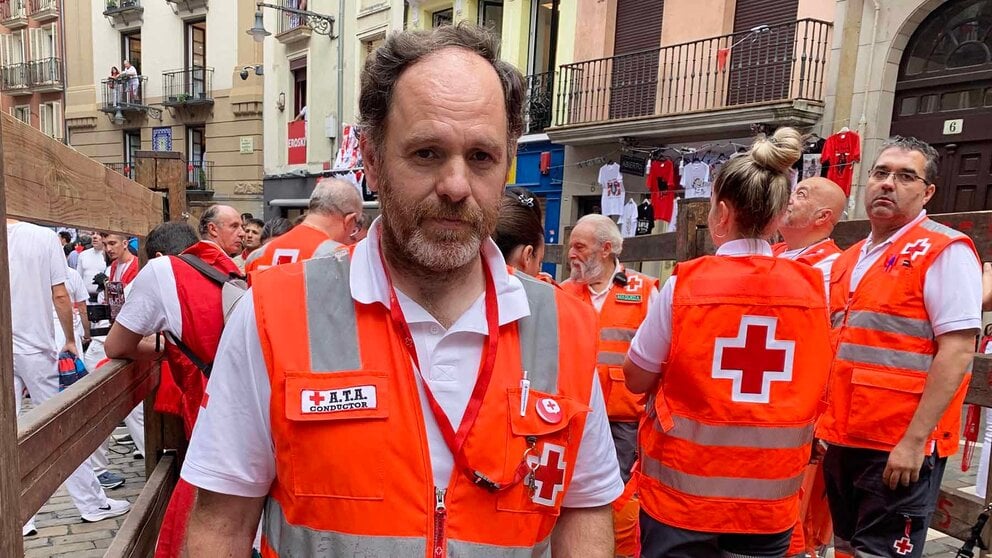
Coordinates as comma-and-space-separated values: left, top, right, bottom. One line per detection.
433, 487, 447, 557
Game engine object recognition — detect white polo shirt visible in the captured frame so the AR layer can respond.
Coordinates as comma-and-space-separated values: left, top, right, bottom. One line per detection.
181, 220, 623, 507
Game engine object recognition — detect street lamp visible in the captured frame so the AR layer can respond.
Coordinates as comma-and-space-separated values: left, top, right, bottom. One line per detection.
112, 109, 125, 126
247, 2, 335, 42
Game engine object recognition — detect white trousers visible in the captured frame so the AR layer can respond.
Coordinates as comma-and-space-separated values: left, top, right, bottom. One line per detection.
13, 352, 109, 523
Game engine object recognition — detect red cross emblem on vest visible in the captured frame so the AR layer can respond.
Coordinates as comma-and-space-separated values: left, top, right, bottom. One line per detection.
625, 275, 642, 293
526, 443, 567, 507
900, 238, 931, 261
893, 535, 913, 555
712, 315, 795, 404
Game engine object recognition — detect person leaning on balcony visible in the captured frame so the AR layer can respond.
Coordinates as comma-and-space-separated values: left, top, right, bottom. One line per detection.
817, 136, 981, 558
108, 66, 120, 106
180, 23, 622, 557
623, 127, 834, 558
121, 60, 138, 103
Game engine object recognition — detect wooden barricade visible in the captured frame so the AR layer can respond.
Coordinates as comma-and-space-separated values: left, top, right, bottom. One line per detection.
545, 199, 992, 545
0, 113, 168, 557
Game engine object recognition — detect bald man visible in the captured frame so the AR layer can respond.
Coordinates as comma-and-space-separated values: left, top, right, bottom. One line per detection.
245, 177, 364, 273
774, 177, 848, 289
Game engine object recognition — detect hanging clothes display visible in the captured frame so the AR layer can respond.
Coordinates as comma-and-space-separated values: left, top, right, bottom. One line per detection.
599, 162, 625, 216
681, 160, 711, 199
636, 199, 654, 236
645, 158, 678, 222
333, 124, 363, 171
820, 130, 861, 197
620, 198, 638, 238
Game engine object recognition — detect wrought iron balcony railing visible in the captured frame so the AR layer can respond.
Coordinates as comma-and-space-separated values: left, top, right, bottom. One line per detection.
186, 160, 213, 192
1, 64, 30, 93
100, 75, 149, 112
162, 67, 214, 107
553, 18, 832, 127
29, 57, 62, 90
0, 0, 27, 25
27, 0, 58, 20
524, 71, 555, 135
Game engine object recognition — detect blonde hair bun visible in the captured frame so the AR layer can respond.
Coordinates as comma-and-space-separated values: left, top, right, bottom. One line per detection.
750, 127, 802, 175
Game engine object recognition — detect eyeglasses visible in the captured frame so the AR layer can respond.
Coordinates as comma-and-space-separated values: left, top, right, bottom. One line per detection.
868, 168, 927, 185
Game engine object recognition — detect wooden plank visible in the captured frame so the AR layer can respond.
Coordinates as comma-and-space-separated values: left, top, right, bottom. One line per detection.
17, 360, 160, 522
0, 112, 23, 558
931, 487, 989, 542
966, 355, 992, 408
1, 113, 163, 235
105, 455, 178, 558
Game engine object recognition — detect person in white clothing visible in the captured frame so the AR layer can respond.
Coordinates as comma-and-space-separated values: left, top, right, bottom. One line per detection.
181, 25, 622, 556
121, 60, 139, 103
53, 266, 91, 358
7, 220, 130, 536
76, 233, 107, 300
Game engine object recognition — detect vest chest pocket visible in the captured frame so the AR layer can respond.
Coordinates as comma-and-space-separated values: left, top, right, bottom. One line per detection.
283, 371, 389, 499
847, 368, 925, 447
496, 388, 590, 516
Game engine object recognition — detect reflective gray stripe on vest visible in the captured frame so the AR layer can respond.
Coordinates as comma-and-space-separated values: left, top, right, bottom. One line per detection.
449, 538, 551, 557
641, 455, 803, 501
304, 254, 361, 371
600, 327, 636, 342
844, 310, 933, 340
597, 351, 625, 366
264, 498, 426, 556
830, 311, 844, 329
837, 342, 933, 373
920, 218, 965, 240
666, 415, 814, 449
310, 239, 344, 260
515, 271, 560, 394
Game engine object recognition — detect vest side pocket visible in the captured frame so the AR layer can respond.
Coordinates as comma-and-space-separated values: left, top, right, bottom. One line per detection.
847, 368, 925, 447
283, 371, 389, 500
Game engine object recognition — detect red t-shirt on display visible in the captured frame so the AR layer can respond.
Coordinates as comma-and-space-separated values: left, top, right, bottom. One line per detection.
645, 159, 679, 222
821, 131, 861, 196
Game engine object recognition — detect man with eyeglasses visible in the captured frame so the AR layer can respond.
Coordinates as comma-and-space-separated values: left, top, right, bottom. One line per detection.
817, 136, 981, 558
244, 177, 365, 274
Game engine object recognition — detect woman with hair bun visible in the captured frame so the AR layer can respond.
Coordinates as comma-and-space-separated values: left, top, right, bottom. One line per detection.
493, 187, 552, 281
623, 127, 833, 557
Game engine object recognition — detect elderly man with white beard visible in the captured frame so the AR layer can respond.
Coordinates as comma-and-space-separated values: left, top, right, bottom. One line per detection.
561, 213, 660, 557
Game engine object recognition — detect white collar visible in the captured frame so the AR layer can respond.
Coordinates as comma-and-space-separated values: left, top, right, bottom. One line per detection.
716, 239, 774, 257
862, 210, 927, 255
350, 218, 530, 327
588, 261, 621, 297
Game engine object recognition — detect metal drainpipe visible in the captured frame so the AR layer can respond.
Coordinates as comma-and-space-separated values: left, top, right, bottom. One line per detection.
58, 0, 68, 144
854, 0, 881, 217
336, 0, 344, 155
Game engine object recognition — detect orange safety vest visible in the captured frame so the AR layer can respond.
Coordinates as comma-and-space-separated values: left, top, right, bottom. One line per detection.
772, 238, 842, 267
561, 267, 659, 422
817, 217, 977, 457
244, 223, 331, 274
252, 252, 599, 557
638, 255, 832, 534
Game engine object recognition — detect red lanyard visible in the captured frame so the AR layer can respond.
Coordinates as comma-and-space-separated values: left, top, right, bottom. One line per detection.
379, 244, 512, 489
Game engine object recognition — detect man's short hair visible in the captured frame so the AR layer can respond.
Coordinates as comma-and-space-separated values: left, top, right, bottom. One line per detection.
575, 214, 624, 257
78, 234, 92, 249
309, 178, 364, 217
58, 231, 72, 243
245, 217, 265, 230
261, 217, 293, 243
145, 221, 199, 258
198, 205, 222, 237
358, 24, 524, 162
877, 136, 940, 185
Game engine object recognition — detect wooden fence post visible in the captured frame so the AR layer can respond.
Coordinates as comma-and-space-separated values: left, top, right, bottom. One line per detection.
675, 199, 711, 261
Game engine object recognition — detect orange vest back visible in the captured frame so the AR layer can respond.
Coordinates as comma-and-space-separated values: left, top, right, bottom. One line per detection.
244, 224, 331, 274
772, 239, 842, 266
252, 253, 599, 557
817, 218, 977, 457
561, 269, 659, 421
638, 255, 832, 534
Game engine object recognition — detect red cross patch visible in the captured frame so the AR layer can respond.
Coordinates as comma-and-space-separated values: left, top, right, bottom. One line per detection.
712, 315, 795, 404
625, 275, 643, 292
900, 238, 931, 261
272, 248, 301, 266
893, 535, 913, 555
526, 443, 567, 507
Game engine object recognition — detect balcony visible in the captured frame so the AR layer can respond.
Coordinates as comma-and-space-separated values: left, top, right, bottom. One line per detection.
27, 0, 58, 22
524, 71, 555, 136
186, 160, 214, 196
276, 0, 312, 47
0, 0, 28, 28
105, 162, 135, 180
162, 67, 214, 108
100, 76, 156, 121
165, 0, 206, 15
29, 57, 62, 92
1, 64, 31, 95
550, 18, 833, 144
103, 0, 142, 29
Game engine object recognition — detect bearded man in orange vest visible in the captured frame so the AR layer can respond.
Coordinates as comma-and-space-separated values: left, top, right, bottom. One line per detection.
561, 213, 659, 558
179, 24, 623, 557
819, 136, 981, 558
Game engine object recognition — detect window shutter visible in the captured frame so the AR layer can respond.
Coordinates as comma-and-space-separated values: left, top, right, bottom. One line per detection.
40, 103, 49, 135
18, 29, 26, 63
50, 24, 57, 60
1, 34, 9, 66
52, 101, 62, 139
28, 27, 37, 62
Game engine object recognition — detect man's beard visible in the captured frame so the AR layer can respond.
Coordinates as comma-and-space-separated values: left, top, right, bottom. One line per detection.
569, 257, 603, 284
378, 166, 499, 274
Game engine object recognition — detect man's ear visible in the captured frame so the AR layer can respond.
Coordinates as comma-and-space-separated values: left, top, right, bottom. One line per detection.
360, 135, 379, 193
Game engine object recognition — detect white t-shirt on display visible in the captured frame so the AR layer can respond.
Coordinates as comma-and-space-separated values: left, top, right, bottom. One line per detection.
620, 199, 638, 238
8, 222, 68, 355
76, 247, 106, 296
598, 163, 625, 216
181, 220, 625, 508
680, 161, 711, 199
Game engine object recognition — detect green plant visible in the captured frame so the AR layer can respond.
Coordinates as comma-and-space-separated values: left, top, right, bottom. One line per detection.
176, 93, 191, 103
197, 168, 207, 187
105, 0, 117, 8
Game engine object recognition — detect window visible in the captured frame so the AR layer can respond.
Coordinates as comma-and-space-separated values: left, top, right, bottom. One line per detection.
186, 20, 206, 97
901, 0, 992, 78
432, 8, 452, 27
528, 0, 559, 76
898, 96, 918, 116
187, 125, 206, 188
1, 30, 27, 65
940, 88, 982, 110
985, 87, 992, 107
122, 31, 141, 74
29, 24, 56, 61
479, 1, 503, 38
918, 94, 938, 113
124, 129, 141, 165
10, 105, 30, 125
39, 101, 61, 139
291, 58, 307, 118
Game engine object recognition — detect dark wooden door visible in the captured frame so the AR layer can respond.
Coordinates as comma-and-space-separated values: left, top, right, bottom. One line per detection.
727, 0, 798, 106
927, 141, 992, 213
609, 0, 664, 120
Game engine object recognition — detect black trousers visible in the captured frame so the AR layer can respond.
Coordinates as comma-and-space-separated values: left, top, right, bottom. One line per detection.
639, 510, 793, 558
822, 445, 946, 558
